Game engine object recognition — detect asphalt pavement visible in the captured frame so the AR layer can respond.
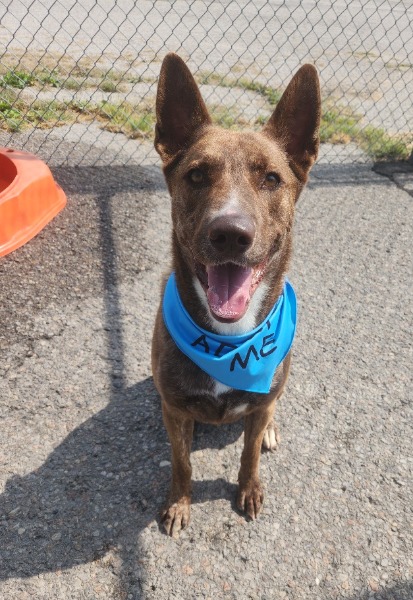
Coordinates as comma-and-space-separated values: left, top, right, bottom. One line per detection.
0, 130, 412, 600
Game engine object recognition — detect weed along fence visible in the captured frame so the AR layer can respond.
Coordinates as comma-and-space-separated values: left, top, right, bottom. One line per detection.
0, 0, 412, 165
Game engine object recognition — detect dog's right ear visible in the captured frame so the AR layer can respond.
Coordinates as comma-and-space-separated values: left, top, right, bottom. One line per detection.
155, 53, 211, 163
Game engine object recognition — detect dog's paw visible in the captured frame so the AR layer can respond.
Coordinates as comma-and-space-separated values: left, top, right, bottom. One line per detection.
262, 419, 280, 452
237, 480, 264, 520
161, 497, 191, 537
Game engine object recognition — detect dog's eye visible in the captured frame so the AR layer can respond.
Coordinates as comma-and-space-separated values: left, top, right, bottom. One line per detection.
188, 168, 204, 184
264, 172, 281, 186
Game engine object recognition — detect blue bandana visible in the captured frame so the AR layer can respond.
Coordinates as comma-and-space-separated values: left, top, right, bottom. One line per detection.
162, 273, 297, 394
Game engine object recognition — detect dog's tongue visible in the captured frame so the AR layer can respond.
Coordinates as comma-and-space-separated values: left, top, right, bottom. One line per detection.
206, 263, 253, 320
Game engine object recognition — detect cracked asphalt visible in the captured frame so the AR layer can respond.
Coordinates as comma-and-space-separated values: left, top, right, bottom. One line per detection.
0, 129, 412, 600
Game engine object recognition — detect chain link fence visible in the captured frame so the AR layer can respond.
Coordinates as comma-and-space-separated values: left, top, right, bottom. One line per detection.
0, 0, 412, 166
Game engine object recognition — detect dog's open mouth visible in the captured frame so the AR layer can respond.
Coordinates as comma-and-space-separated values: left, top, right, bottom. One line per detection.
196, 261, 266, 322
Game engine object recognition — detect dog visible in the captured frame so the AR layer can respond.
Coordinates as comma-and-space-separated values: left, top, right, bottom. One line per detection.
152, 53, 320, 536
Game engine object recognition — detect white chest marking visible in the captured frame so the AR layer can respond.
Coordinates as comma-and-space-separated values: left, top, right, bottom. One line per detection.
189, 380, 232, 397
230, 402, 249, 416
213, 380, 232, 395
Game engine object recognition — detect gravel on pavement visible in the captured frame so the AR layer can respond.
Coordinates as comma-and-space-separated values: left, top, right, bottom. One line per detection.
0, 129, 412, 599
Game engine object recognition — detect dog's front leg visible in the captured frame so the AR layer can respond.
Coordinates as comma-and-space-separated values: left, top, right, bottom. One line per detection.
161, 400, 194, 537
237, 400, 275, 520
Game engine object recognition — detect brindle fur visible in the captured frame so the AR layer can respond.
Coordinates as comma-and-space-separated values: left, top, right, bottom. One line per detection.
152, 53, 320, 536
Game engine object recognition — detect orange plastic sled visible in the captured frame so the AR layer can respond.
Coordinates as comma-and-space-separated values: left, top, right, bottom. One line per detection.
0, 147, 66, 257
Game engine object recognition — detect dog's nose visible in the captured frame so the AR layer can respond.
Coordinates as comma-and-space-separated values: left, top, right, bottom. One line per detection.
208, 214, 255, 254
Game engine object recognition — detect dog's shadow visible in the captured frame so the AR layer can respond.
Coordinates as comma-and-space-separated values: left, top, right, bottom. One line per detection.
0, 163, 243, 586
0, 375, 243, 582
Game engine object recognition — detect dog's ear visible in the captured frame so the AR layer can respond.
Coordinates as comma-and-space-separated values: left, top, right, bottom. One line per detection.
155, 53, 211, 162
263, 65, 321, 182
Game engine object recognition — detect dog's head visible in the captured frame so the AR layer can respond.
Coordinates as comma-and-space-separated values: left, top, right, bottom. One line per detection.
155, 53, 320, 326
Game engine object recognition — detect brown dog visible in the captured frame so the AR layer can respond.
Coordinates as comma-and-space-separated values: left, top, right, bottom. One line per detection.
152, 53, 320, 536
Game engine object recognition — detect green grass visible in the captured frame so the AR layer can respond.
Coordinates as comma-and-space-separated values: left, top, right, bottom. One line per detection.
0, 100, 22, 131
254, 114, 268, 126
358, 126, 410, 161
0, 62, 410, 160
68, 99, 155, 137
69, 99, 91, 114
0, 91, 70, 131
236, 79, 282, 105
320, 108, 361, 144
96, 100, 155, 137
198, 72, 282, 106
319, 105, 411, 160
0, 69, 35, 89
61, 77, 83, 91
0, 89, 24, 131
99, 80, 118, 93
36, 70, 62, 87
26, 100, 70, 127
209, 105, 241, 129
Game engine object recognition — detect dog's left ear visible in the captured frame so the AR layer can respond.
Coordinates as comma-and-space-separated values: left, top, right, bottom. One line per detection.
263, 65, 321, 183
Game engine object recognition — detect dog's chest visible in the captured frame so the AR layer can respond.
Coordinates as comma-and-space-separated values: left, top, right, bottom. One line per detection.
182, 376, 255, 423
158, 279, 277, 423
